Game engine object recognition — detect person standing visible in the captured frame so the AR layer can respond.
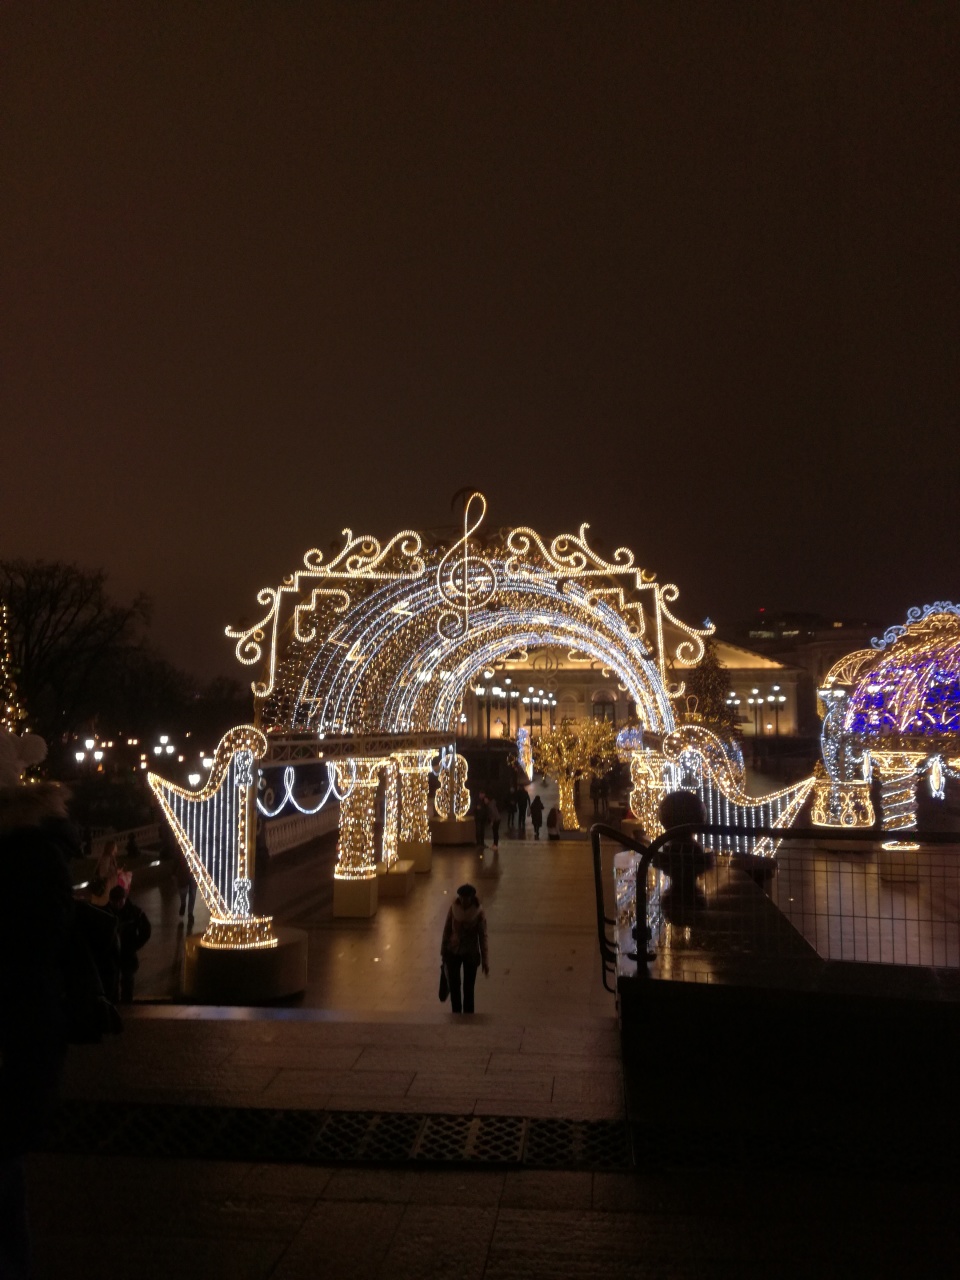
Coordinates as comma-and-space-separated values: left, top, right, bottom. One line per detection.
107, 886, 152, 1003
0, 772, 75, 1279
516, 785, 529, 834
174, 843, 197, 926
472, 791, 487, 846
546, 805, 561, 840
486, 795, 501, 851
440, 883, 489, 1014
530, 794, 544, 840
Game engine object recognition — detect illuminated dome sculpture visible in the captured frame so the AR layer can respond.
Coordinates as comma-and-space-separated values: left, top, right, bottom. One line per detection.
814, 602, 960, 847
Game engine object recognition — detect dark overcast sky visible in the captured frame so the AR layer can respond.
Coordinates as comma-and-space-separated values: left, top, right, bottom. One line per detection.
1, 2, 957, 678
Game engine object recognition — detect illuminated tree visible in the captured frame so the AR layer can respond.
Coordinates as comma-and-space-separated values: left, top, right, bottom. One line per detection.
0, 599, 24, 733
532, 716, 617, 831
681, 637, 741, 741
0, 560, 150, 744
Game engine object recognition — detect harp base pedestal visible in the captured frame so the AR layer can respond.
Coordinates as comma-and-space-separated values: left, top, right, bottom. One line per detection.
182, 926, 308, 1004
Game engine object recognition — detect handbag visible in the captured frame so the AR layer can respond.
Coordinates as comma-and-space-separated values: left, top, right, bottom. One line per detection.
438, 962, 449, 1002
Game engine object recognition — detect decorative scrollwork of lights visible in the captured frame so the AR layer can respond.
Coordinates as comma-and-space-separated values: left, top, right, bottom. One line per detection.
256, 760, 356, 818
871, 601, 960, 651
235, 493, 703, 743
811, 773, 876, 828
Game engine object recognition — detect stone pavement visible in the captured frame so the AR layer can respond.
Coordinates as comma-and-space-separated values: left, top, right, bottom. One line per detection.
26, 788, 960, 1278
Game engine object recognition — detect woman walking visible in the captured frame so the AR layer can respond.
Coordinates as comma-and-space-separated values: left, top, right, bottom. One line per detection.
440, 884, 489, 1014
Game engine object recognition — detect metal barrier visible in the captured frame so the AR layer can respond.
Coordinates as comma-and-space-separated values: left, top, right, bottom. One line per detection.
591, 822, 960, 989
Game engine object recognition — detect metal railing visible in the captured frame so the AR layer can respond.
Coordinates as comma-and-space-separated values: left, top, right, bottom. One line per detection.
591, 822, 960, 991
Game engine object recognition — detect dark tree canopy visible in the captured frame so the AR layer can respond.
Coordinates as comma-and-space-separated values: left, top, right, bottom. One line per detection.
0, 560, 151, 744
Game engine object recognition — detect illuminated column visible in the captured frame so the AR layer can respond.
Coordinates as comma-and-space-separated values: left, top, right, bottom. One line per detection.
380, 757, 399, 869
872, 751, 924, 851
396, 749, 434, 872
333, 758, 380, 917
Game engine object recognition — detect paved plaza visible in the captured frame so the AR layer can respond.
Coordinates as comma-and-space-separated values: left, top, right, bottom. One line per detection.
26, 784, 960, 1278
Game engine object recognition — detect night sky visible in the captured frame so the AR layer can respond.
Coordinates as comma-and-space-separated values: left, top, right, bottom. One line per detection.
2, 3, 957, 678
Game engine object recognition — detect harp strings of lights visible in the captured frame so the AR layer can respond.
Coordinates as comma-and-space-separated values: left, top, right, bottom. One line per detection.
148, 726, 277, 949
663, 726, 814, 858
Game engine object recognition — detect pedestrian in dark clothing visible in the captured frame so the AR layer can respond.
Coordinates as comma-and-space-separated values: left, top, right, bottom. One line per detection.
590, 777, 601, 816
73, 898, 120, 1009
506, 787, 518, 833
473, 792, 488, 846
516, 786, 529, 833
530, 794, 544, 839
547, 806, 561, 840
486, 796, 501, 851
107, 886, 152, 1003
440, 884, 489, 1014
0, 774, 75, 1279
174, 843, 197, 925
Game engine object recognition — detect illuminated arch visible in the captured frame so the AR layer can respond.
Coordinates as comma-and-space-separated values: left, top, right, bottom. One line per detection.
154, 494, 718, 940
235, 494, 709, 740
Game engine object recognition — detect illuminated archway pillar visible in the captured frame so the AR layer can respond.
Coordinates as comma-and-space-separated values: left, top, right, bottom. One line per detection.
333, 758, 381, 918
396, 750, 434, 872
872, 751, 924, 852
380, 757, 400, 869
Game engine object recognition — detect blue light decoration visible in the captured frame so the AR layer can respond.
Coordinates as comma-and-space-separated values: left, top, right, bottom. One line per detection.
845, 603, 960, 737
813, 603, 960, 843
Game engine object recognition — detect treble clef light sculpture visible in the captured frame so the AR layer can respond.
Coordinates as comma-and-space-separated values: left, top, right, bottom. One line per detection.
436, 490, 497, 640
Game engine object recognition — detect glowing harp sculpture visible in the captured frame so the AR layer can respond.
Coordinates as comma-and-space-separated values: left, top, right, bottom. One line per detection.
148, 726, 277, 949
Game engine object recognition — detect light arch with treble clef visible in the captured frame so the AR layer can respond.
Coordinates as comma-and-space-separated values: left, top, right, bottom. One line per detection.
149, 492, 713, 934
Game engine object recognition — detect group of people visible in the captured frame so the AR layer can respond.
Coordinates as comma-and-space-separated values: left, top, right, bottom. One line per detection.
472, 783, 562, 845
78, 839, 152, 1005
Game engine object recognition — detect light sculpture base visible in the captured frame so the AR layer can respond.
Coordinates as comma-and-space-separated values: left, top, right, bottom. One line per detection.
430, 818, 474, 846
182, 926, 307, 1004
333, 874, 378, 918
377, 858, 415, 897
399, 838, 432, 872
878, 844, 921, 881
201, 916, 277, 950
